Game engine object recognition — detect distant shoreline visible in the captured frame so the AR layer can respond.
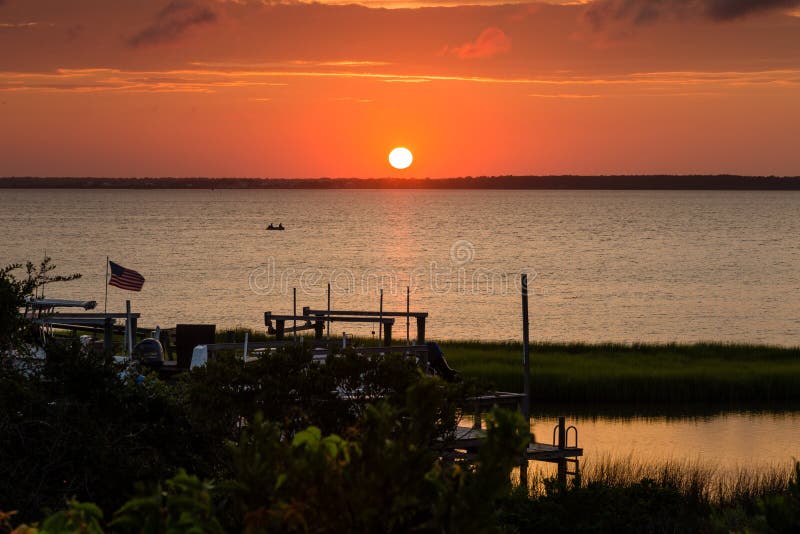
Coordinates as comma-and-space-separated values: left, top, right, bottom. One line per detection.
2, 176, 800, 190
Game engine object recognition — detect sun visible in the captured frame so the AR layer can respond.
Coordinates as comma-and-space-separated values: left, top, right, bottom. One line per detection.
388, 147, 413, 170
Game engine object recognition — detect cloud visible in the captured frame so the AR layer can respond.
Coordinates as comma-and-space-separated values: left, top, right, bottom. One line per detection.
0, 22, 38, 30
128, 1, 217, 47
330, 96, 373, 103
706, 0, 800, 20
584, 0, 800, 29
3, 65, 798, 98
445, 27, 511, 59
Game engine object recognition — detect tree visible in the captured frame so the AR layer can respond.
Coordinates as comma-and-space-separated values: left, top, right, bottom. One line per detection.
0, 257, 80, 355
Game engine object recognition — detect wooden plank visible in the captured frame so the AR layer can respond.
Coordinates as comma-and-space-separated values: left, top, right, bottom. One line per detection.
36, 312, 141, 319
444, 446, 583, 462
206, 341, 287, 351
442, 426, 583, 460
526, 443, 584, 461
37, 318, 118, 326
305, 309, 428, 318
355, 345, 429, 354
464, 391, 527, 410
265, 314, 395, 324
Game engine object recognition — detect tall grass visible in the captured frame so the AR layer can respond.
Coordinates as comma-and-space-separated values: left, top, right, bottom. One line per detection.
558, 456, 794, 506
508, 458, 800, 532
210, 332, 800, 404
441, 341, 800, 404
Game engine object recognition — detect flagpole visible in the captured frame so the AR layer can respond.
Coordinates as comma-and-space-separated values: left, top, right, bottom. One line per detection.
104, 257, 109, 314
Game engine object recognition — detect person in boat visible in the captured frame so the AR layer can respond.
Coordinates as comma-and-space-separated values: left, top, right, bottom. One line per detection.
278, 223, 284, 230
267, 223, 275, 230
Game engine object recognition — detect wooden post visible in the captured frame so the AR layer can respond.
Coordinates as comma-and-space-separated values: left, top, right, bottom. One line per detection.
103, 317, 113, 354
130, 315, 138, 344
557, 460, 567, 489
416, 316, 426, 344
104, 257, 109, 314
406, 286, 410, 346
275, 320, 285, 340
520, 274, 532, 490
314, 321, 324, 340
384, 321, 392, 346
520, 461, 529, 490
521, 274, 531, 425
326, 283, 331, 342
293, 287, 297, 343
125, 300, 133, 358
379, 289, 384, 347
557, 416, 567, 488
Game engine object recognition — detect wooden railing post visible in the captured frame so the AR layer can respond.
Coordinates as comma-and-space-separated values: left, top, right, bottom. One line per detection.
416, 317, 426, 344
103, 317, 113, 354
275, 320, 285, 340
384, 321, 392, 346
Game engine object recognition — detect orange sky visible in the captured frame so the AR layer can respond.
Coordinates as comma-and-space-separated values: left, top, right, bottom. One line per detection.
1, 0, 799, 177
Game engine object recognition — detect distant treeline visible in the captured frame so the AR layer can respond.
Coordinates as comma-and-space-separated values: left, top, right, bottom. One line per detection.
2, 175, 800, 190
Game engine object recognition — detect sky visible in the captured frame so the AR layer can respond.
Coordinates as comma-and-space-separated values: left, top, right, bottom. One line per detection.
1, 0, 799, 178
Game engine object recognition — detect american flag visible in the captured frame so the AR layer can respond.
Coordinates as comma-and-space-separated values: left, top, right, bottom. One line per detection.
108, 261, 145, 292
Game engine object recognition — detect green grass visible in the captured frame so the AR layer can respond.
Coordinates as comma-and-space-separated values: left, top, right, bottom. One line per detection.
67, 324, 800, 405
513, 459, 800, 533
441, 341, 800, 404
532, 455, 794, 505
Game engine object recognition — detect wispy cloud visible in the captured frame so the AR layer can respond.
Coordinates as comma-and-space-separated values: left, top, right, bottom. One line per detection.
529, 93, 603, 98
191, 60, 391, 69
2, 66, 799, 94
128, 1, 217, 48
330, 96, 373, 102
529, 91, 725, 98
584, 0, 800, 30
0, 22, 38, 29
442, 27, 511, 59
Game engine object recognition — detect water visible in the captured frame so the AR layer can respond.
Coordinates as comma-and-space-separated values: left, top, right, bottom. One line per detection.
530, 410, 800, 474
2, 188, 799, 470
2, 188, 798, 344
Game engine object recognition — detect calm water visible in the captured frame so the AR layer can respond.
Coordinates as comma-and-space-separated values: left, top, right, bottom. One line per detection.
2, 188, 799, 468
2, 188, 798, 344
529, 411, 800, 474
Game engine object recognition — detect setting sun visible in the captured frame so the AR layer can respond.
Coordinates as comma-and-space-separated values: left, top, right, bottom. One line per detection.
388, 147, 413, 170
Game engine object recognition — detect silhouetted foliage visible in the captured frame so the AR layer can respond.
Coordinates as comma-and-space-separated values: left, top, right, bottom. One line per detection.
2, 259, 799, 532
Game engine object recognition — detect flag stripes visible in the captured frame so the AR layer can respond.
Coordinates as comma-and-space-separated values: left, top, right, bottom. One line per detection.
108, 261, 145, 292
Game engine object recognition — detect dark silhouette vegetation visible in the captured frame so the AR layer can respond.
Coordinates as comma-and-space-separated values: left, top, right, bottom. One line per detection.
2, 261, 799, 532
2, 175, 800, 190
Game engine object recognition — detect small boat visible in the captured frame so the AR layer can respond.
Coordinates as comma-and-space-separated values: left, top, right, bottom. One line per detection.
266, 223, 285, 231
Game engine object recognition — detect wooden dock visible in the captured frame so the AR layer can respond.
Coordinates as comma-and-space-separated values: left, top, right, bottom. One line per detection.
445, 426, 583, 462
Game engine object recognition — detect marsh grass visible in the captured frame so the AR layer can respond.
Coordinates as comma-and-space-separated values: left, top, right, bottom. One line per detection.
440, 340, 800, 404
197, 331, 800, 404
511, 458, 799, 533
558, 456, 794, 506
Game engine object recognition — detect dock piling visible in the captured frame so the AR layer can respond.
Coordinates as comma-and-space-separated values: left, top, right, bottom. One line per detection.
521, 274, 531, 425
103, 317, 113, 354
416, 317, 426, 344
125, 300, 133, 358
293, 287, 297, 343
